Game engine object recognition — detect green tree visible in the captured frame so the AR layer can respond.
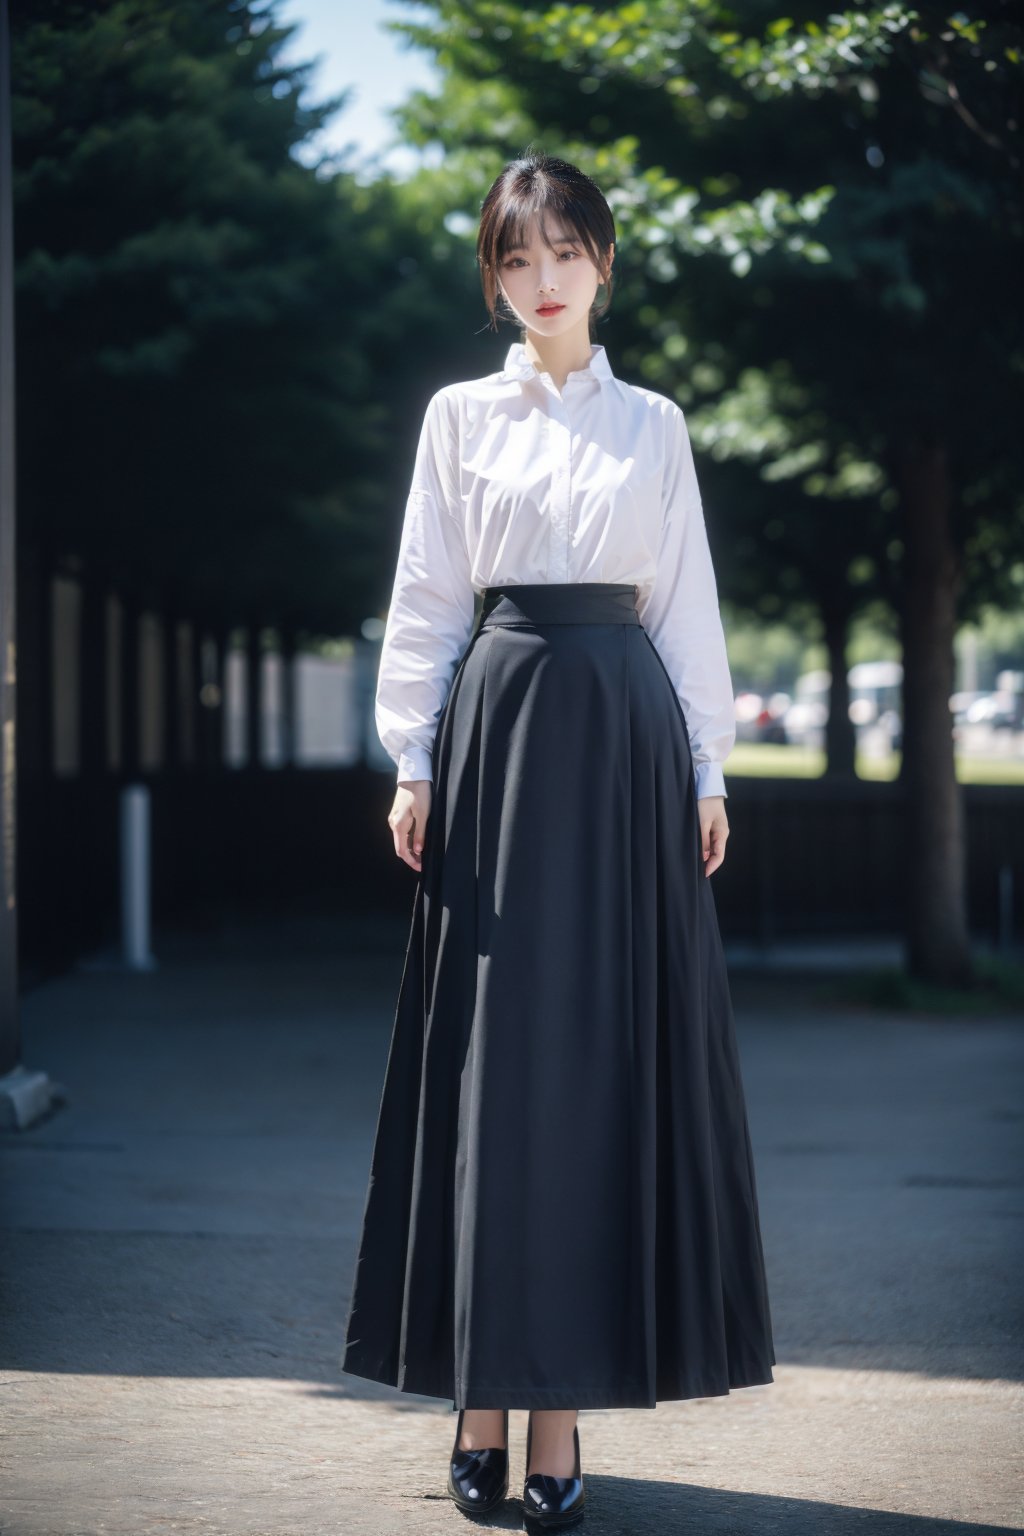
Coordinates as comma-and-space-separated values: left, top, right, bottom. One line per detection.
10, 0, 488, 643
382, 0, 1024, 985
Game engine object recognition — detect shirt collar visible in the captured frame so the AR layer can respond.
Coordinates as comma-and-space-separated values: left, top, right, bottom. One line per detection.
500, 341, 614, 384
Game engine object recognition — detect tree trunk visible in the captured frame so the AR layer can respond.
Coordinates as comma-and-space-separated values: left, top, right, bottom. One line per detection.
279, 626, 296, 768
893, 431, 972, 985
246, 623, 262, 770
822, 599, 857, 779
120, 589, 141, 781
79, 568, 108, 775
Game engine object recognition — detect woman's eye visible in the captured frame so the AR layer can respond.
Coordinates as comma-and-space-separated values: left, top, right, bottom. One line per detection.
502, 251, 577, 268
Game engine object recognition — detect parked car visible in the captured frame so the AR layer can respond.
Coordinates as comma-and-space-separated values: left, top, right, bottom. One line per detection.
735, 691, 790, 745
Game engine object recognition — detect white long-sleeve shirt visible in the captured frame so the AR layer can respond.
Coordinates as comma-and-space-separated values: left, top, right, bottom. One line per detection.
374, 340, 736, 799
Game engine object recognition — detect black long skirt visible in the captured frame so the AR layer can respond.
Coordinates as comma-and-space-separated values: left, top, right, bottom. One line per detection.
342, 582, 775, 1410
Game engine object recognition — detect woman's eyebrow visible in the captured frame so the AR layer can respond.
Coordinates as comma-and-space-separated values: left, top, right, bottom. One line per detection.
504, 233, 580, 252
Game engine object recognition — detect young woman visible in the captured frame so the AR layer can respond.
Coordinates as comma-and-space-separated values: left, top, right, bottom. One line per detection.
342, 153, 775, 1529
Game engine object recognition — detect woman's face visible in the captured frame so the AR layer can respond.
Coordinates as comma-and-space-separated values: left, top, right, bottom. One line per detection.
496, 212, 612, 338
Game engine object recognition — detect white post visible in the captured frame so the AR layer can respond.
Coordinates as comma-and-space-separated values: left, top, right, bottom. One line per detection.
120, 784, 157, 971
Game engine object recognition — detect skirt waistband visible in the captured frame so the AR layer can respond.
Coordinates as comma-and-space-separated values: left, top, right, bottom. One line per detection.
479, 582, 641, 628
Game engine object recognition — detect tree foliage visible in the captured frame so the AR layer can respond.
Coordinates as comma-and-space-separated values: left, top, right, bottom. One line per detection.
384, 0, 1024, 626
11, 0, 481, 634
380, 0, 1023, 977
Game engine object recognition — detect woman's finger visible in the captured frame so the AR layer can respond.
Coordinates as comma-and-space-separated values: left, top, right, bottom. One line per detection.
699, 805, 729, 877
389, 791, 430, 872
405, 806, 428, 871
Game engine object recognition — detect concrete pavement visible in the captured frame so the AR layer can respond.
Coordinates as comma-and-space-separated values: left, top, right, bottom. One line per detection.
1, 904, 1022, 1534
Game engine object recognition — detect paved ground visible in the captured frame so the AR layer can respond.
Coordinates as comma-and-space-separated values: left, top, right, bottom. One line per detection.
1, 904, 1022, 1535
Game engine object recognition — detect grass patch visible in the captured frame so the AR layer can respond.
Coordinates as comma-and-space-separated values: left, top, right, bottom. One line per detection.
727, 742, 1024, 787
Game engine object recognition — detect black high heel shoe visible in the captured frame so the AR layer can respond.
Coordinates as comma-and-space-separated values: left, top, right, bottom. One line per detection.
447, 1406, 510, 1517
522, 1411, 585, 1528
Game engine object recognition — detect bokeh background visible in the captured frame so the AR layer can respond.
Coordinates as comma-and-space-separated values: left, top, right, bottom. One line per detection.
1, 5, 1022, 1531
7, 0, 1024, 1002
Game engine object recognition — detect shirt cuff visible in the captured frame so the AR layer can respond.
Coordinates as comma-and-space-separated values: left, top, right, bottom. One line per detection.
397, 746, 433, 784
694, 760, 727, 800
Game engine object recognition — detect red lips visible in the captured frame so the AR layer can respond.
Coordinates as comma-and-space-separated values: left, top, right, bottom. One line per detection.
536, 304, 565, 315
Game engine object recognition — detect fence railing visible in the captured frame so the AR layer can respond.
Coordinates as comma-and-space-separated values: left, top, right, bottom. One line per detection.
18, 769, 1023, 982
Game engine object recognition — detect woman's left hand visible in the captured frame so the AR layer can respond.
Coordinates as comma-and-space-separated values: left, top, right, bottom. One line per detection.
698, 795, 729, 877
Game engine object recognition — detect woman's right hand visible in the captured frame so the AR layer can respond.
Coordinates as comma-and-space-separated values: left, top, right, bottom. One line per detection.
389, 780, 432, 872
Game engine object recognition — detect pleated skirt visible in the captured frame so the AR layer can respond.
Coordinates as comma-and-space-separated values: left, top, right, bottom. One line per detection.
342, 581, 776, 1410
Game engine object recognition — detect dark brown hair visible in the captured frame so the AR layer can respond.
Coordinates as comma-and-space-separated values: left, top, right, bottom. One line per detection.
477, 152, 616, 336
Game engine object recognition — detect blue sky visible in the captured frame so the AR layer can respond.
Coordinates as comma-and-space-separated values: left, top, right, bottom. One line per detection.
275, 0, 441, 178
